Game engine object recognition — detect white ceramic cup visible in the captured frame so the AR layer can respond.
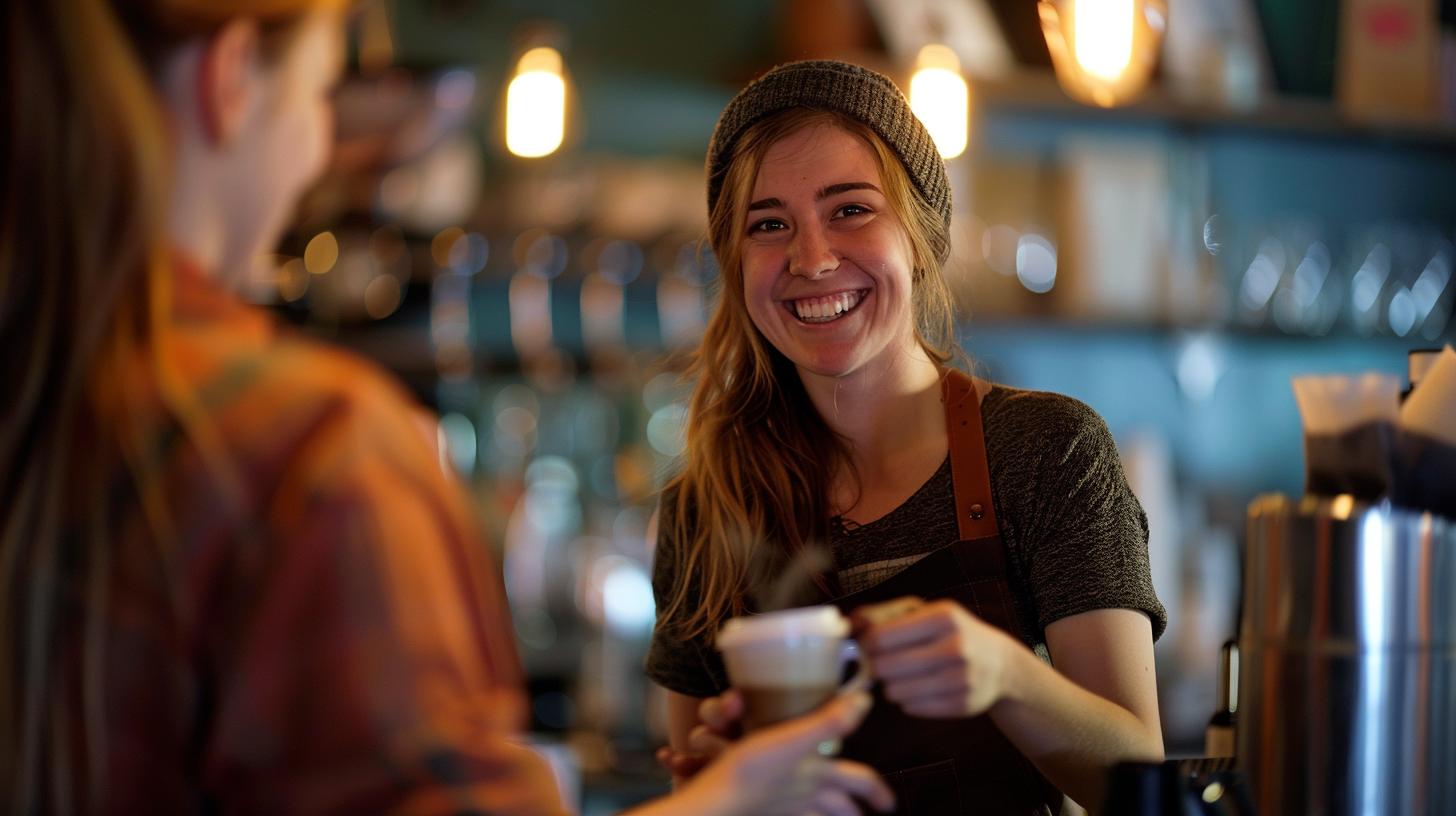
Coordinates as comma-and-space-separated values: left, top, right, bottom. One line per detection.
716, 605, 870, 733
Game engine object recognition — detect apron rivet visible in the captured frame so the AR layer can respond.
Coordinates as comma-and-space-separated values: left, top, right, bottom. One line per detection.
969, 503, 984, 519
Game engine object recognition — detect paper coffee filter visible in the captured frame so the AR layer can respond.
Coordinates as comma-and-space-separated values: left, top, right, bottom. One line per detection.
1292, 372, 1400, 436
1400, 345, 1456, 446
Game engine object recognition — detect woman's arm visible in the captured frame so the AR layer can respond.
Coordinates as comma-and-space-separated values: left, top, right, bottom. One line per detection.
648, 505, 742, 785
661, 689, 709, 786
649, 500, 715, 786
989, 608, 1163, 810
857, 600, 1161, 813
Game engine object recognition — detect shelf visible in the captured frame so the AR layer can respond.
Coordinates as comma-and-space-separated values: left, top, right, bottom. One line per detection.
973, 71, 1456, 154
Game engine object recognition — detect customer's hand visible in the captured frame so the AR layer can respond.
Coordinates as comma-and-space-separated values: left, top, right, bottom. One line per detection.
633, 690, 894, 816
853, 596, 1016, 719
655, 689, 745, 780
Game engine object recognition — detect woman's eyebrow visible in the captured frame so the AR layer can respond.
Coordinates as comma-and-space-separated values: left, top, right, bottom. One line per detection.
747, 181, 881, 212
818, 181, 881, 199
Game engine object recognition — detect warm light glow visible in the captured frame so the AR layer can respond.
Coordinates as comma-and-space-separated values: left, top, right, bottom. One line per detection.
1072, 0, 1135, 83
364, 275, 402, 320
431, 227, 464, 268
909, 44, 969, 159
304, 232, 338, 275
509, 271, 552, 353
1039, 0, 1165, 108
277, 258, 309, 302
506, 47, 566, 158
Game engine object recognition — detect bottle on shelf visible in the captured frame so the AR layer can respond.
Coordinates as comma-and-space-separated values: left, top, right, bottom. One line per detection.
1205, 639, 1238, 758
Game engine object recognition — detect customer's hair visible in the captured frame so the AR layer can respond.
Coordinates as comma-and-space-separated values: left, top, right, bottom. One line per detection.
1, 0, 337, 807
657, 108, 959, 639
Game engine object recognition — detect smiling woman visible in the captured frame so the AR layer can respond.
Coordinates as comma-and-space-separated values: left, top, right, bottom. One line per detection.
652, 63, 961, 688
648, 60, 1167, 815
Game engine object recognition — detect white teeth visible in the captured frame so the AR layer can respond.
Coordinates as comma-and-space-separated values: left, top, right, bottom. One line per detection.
791, 290, 864, 323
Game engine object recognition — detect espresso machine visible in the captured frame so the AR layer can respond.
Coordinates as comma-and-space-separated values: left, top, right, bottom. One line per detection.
1107, 348, 1456, 815
1238, 495, 1456, 815
1106, 495, 1456, 816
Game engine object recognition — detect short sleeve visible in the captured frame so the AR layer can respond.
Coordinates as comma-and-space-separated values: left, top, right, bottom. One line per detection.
643, 488, 731, 699
988, 390, 1167, 641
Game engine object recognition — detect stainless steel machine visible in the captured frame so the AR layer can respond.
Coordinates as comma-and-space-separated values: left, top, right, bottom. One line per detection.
1239, 494, 1456, 815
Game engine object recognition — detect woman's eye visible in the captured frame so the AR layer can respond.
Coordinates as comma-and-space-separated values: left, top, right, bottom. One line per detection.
834, 204, 871, 219
749, 219, 788, 234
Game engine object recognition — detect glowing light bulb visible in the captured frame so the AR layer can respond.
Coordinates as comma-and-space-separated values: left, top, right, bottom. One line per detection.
1039, 0, 1165, 108
506, 47, 566, 158
909, 45, 969, 159
1073, 0, 1135, 83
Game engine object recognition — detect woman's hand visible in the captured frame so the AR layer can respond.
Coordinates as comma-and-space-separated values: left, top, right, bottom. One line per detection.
651, 690, 894, 816
655, 689, 745, 780
852, 596, 1017, 719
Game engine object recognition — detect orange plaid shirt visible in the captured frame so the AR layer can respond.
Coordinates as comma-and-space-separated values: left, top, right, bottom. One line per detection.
92, 258, 568, 815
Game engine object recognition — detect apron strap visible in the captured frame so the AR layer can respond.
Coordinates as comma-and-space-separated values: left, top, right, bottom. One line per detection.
942, 370, 999, 541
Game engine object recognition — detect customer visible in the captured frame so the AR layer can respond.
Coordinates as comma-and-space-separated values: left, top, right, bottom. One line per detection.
647, 60, 1167, 814
0, 3, 891, 815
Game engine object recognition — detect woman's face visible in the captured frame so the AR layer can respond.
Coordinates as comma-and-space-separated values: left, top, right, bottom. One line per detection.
221, 11, 342, 270
740, 123, 920, 382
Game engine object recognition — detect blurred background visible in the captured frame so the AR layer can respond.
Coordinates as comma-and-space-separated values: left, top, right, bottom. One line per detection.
249, 0, 1456, 810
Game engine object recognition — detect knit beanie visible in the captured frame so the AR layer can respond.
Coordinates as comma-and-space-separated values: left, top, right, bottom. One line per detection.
705, 60, 952, 261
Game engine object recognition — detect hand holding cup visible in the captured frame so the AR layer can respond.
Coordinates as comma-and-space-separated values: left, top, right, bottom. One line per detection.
852, 595, 1016, 719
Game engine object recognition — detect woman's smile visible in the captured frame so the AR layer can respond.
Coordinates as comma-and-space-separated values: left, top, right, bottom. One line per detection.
783, 287, 872, 325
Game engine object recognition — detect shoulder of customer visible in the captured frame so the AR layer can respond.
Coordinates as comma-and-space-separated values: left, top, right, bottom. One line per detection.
182, 313, 444, 496
156, 307, 565, 810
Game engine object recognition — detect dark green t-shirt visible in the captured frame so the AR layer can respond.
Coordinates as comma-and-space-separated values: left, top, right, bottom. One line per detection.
645, 384, 1168, 698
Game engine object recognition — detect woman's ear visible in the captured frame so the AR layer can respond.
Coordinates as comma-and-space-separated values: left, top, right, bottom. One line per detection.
195, 19, 261, 147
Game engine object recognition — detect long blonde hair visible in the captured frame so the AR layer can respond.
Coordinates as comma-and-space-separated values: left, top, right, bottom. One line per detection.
658, 108, 959, 639
1, 0, 338, 808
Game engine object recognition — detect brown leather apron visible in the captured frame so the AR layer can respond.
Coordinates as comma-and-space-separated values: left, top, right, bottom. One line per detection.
833, 371, 1064, 815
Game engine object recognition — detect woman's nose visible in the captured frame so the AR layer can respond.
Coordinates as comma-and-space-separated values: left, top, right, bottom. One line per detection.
788, 222, 839, 279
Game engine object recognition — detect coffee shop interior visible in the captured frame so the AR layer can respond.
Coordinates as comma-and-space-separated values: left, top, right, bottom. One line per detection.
253, 0, 1456, 811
